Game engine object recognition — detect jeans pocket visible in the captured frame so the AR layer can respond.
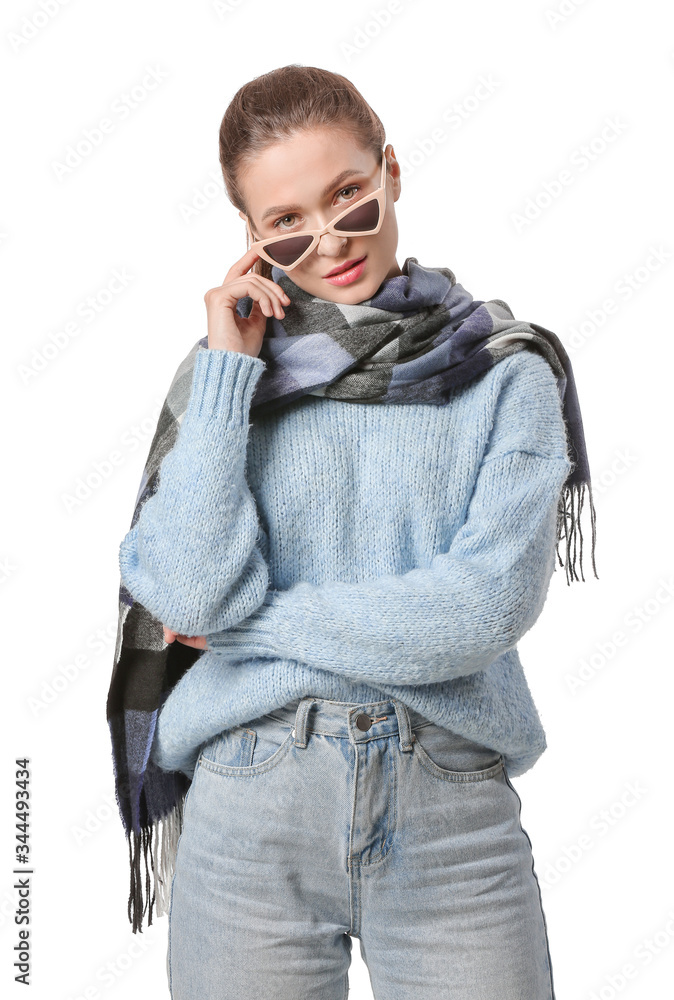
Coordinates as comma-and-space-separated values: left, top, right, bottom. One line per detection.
412, 721, 503, 782
197, 713, 295, 778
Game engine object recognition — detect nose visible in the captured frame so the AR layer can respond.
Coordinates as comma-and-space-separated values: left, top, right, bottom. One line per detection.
316, 231, 348, 256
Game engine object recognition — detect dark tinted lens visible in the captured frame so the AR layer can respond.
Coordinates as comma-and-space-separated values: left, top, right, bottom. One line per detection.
265, 235, 313, 266
333, 198, 380, 233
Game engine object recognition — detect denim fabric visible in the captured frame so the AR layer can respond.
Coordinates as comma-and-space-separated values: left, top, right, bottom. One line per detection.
167, 696, 556, 999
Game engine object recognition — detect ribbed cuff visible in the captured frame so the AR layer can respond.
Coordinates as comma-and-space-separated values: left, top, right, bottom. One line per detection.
205, 593, 281, 656
185, 347, 266, 425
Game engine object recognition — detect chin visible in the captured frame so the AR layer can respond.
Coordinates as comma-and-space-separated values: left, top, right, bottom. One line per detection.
329, 282, 374, 303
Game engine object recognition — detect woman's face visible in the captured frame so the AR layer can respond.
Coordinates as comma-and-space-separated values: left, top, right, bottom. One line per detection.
237, 129, 402, 303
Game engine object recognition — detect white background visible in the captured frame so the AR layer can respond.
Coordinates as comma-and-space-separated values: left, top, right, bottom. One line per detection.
2, 0, 673, 997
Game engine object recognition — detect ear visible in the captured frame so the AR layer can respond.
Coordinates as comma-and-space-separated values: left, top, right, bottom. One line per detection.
238, 210, 247, 222
384, 144, 402, 201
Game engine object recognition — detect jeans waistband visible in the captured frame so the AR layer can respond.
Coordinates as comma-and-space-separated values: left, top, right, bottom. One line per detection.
263, 696, 435, 752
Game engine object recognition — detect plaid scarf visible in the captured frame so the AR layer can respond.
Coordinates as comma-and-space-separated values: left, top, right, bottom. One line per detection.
107, 256, 598, 932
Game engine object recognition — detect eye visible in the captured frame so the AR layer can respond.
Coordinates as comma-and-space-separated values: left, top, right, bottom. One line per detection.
273, 213, 298, 231
271, 184, 362, 231
337, 184, 360, 202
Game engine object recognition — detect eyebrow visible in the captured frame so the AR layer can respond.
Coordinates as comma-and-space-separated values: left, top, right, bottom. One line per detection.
259, 168, 365, 223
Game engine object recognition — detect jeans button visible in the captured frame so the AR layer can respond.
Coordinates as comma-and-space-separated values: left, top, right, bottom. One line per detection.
355, 713, 372, 731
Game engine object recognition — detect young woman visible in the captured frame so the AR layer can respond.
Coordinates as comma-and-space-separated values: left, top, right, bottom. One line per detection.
110, 64, 597, 999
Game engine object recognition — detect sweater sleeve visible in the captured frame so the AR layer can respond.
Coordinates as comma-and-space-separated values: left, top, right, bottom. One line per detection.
118, 347, 269, 636
204, 353, 573, 686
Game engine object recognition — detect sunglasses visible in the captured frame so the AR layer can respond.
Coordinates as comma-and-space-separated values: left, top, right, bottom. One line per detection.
245, 151, 388, 271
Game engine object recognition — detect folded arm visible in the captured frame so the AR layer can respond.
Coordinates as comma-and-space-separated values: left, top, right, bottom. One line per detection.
118, 348, 270, 636
205, 352, 572, 686
205, 450, 570, 685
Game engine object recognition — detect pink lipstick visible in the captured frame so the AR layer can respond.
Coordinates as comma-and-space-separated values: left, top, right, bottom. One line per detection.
323, 256, 367, 286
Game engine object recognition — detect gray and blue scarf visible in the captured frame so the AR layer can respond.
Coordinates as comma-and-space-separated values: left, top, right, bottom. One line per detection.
107, 256, 598, 932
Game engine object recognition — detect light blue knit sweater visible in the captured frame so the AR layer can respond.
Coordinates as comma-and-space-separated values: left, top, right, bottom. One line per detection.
118, 343, 571, 779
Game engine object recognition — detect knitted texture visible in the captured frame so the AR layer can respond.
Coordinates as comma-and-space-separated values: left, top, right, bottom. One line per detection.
118, 346, 571, 783
110, 257, 597, 933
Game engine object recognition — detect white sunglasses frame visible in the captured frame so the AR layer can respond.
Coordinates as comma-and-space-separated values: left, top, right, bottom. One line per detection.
245, 151, 388, 271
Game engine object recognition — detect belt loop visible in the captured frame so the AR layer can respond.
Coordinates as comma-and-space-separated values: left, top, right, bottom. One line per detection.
293, 697, 316, 749
392, 700, 416, 752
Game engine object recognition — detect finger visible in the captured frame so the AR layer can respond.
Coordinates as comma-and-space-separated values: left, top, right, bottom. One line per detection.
254, 273, 291, 305
223, 247, 261, 285
259, 292, 276, 318
256, 284, 290, 317
269, 286, 291, 315
217, 268, 291, 305
254, 288, 287, 320
175, 635, 205, 649
214, 267, 290, 316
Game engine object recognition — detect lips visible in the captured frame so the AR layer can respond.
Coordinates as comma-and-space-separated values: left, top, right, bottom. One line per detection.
325, 256, 366, 277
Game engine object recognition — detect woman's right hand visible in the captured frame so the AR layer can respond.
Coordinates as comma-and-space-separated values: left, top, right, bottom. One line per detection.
204, 247, 291, 356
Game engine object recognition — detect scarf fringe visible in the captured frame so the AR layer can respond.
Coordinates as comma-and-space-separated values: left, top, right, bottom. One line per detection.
127, 795, 185, 933
555, 480, 598, 585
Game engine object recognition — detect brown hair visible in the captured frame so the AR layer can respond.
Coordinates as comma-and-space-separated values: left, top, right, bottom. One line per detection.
218, 64, 387, 281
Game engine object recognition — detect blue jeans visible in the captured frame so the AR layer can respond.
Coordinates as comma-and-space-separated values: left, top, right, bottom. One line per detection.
167, 696, 556, 999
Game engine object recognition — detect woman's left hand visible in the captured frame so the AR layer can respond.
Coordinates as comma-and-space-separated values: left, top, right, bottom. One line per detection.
163, 625, 208, 650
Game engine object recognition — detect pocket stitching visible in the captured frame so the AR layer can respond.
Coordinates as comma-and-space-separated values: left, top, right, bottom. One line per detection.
413, 738, 504, 783
198, 728, 295, 777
